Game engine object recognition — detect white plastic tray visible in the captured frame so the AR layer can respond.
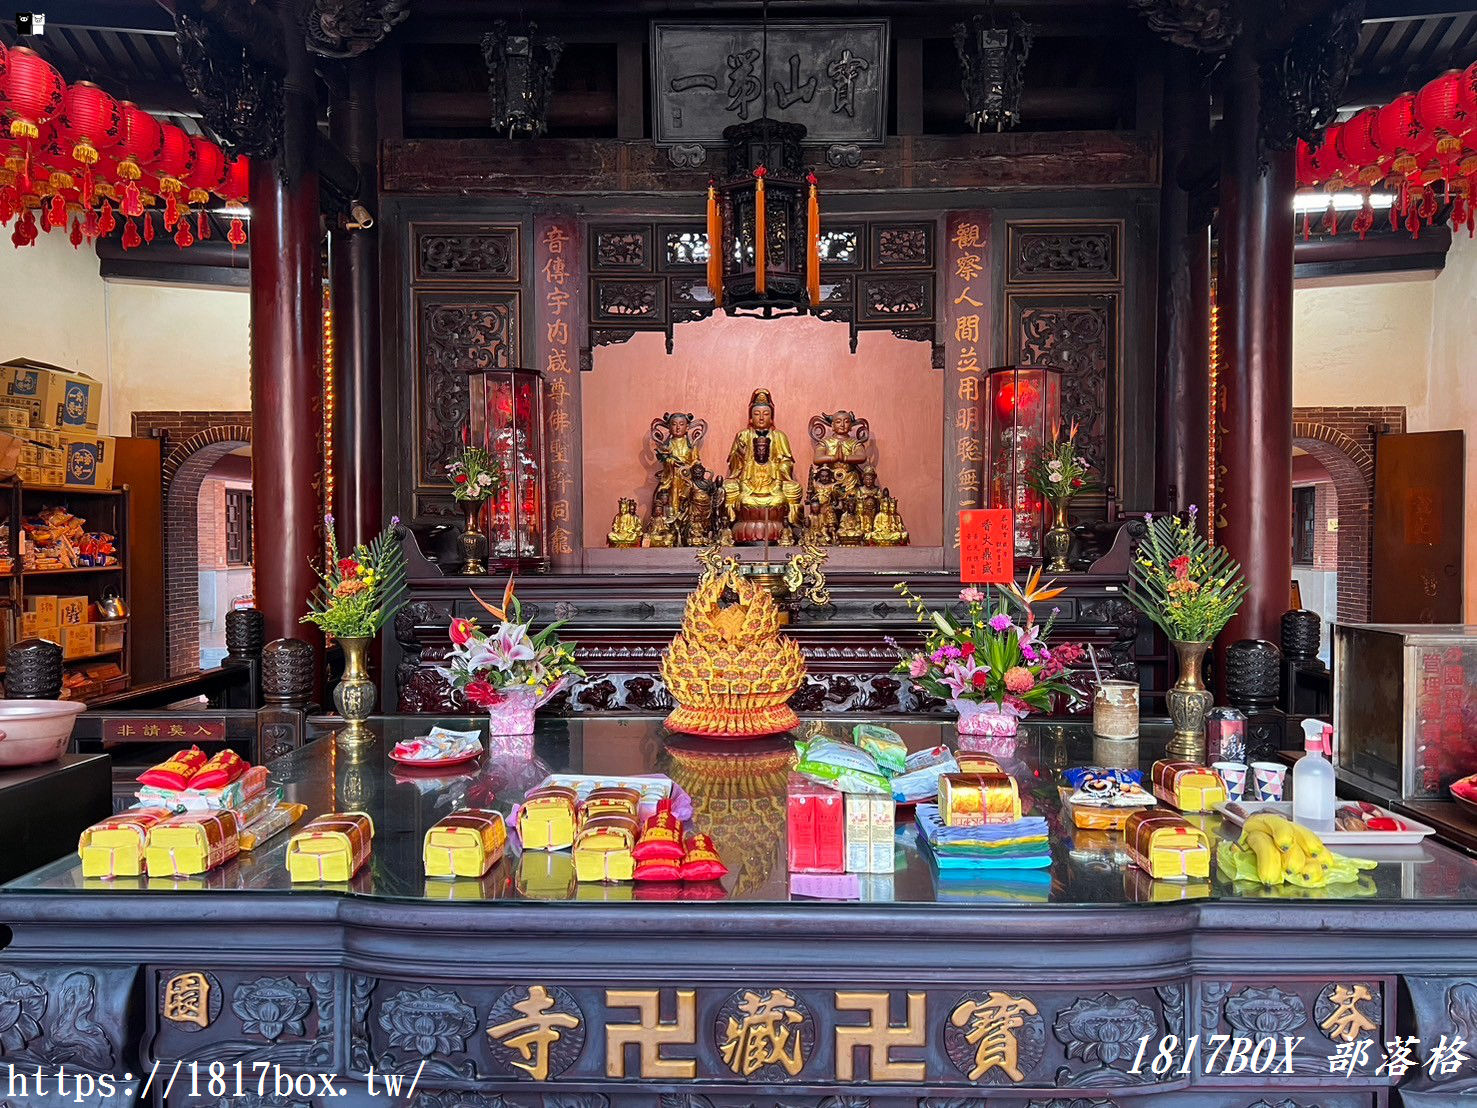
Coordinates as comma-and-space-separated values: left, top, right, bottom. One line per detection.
1215, 800, 1435, 846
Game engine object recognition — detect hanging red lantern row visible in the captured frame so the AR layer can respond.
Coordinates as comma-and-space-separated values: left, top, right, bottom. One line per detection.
1297, 61, 1477, 239
0, 46, 248, 251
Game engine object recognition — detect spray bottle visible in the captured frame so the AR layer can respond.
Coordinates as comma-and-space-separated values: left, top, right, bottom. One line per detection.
1292, 718, 1336, 832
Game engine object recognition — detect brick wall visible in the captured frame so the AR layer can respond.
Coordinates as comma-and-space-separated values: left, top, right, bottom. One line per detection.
1291, 405, 1406, 623
1311, 481, 1338, 570
132, 411, 251, 676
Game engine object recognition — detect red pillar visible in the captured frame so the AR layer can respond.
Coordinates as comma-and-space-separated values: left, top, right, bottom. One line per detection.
1216, 34, 1295, 646
250, 6, 323, 671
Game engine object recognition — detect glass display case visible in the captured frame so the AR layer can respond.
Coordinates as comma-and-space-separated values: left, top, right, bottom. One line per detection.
468, 367, 547, 568
981, 364, 1062, 558
1333, 623, 1477, 800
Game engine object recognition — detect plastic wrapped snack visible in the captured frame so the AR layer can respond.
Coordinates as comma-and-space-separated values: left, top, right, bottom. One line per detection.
852, 724, 907, 776
793, 738, 889, 795
904, 744, 953, 773
891, 755, 959, 804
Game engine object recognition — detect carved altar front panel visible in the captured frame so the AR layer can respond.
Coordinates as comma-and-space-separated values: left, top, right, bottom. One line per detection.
414, 223, 521, 283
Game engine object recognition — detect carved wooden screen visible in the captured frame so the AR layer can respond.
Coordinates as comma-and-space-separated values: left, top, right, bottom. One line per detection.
1002, 220, 1123, 501
408, 222, 524, 524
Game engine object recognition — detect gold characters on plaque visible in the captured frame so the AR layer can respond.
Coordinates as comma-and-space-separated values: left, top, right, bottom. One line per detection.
1319, 984, 1379, 1044
605, 988, 699, 1079
486, 984, 582, 1081
834, 991, 928, 1082
162, 972, 214, 1029
719, 988, 807, 1078
948, 991, 1040, 1082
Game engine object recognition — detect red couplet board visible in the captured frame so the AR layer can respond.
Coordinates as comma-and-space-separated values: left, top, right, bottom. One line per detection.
959, 509, 1014, 584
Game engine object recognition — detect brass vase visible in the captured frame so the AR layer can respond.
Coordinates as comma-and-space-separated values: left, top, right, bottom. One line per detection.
333, 635, 376, 748
1166, 639, 1213, 761
1043, 496, 1072, 572
458, 499, 489, 575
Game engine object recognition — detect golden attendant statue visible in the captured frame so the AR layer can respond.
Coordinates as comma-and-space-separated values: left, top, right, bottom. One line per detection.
870, 491, 909, 546
724, 388, 803, 545
810, 409, 873, 496
607, 497, 643, 548
651, 411, 707, 523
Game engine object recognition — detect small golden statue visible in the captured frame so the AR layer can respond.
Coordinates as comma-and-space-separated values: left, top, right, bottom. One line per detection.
651, 411, 708, 523
607, 497, 643, 548
837, 495, 867, 546
686, 464, 723, 546
724, 389, 803, 546
858, 466, 882, 533
810, 409, 873, 496
644, 489, 679, 548
870, 490, 909, 546
661, 557, 807, 738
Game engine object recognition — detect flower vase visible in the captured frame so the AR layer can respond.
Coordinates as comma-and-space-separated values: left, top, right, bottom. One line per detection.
333, 636, 376, 749
1043, 496, 1072, 572
953, 700, 1021, 758
1166, 639, 1213, 761
485, 679, 568, 737
458, 499, 489, 575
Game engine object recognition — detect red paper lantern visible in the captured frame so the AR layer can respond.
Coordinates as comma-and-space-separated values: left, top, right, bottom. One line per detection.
148, 121, 193, 229
1375, 93, 1437, 182
220, 155, 249, 248
1306, 124, 1350, 189
57, 81, 121, 166
184, 135, 226, 203
1458, 62, 1477, 117
1336, 108, 1389, 188
1414, 70, 1475, 170
116, 102, 162, 217
0, 46, 63, 141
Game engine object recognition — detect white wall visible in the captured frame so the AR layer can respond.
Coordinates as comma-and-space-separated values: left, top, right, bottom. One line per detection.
102, 280, 249, 434
0, 238, 249, 435
1293, 273, 1434, 415
1421, 233, 1477, 621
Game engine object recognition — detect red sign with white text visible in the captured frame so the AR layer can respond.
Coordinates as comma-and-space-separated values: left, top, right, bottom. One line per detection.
959, 509, 1013, 584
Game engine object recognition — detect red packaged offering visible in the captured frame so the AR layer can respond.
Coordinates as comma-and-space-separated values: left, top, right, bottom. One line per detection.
679, 833, 728, 881
189, 750, 247, 791
787, 773, 845, 874
633, 799, 685, 862
137, 747, 207, 790
635, 856, 683, 882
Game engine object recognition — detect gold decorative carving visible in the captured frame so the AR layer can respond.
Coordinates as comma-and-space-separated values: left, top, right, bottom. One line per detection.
834, 991, 927, 1082
719, 988, 807, 1077
605, 988, 698, 1079
162, 971, 213, 1028
1319, 983, 1378, 1044
486, 984, 582, 1081
948, 991, 1039, 1082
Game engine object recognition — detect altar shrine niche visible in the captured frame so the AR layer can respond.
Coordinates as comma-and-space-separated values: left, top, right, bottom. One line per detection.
804, 408, 908, 547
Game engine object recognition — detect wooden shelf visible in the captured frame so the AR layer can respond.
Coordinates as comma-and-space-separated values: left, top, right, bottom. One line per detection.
19, 485, 123, 497
20, 565, 123, 576
0, 646, 124, 675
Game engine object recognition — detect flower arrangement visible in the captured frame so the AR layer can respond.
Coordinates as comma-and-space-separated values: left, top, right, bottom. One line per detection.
892, 568, 1085, 719
446, 443, 502, 502
1026, 420, 1097, 501
301, 515, 408, 639
441, 578, 585, 710
1125, 508, 1247, 643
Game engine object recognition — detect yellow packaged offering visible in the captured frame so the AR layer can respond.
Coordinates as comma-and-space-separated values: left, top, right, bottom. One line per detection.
1125, 809, 1211, 880
79, 808, 173, 878
518, 786, 577, 851
144, 811, 241, 877
573, 814, 637, 883
424, 808, 508, 878
285, 812, 374, 883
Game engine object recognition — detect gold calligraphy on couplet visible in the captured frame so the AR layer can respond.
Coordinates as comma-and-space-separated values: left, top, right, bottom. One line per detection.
834, 991, 927, 1082
162, 972, 213, 1028
719, 988, 806, 1077
486, 984, 582, 1081
945, 214, 989, 538
538, 219, 577, 558
1320, 984, 1378, 1044
949, 991, 1038, 1082
605, 988, 698, 1079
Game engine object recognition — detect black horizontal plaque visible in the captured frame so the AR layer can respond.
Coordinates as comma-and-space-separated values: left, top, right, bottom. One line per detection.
651, 21, 890, 148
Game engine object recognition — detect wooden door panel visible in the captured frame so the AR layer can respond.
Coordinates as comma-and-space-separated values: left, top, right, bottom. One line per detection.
1372, 430, 1464, 623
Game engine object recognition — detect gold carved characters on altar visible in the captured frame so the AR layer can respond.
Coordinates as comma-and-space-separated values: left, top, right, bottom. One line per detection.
162, 970, 220, 1029
486, 983, 584, 1082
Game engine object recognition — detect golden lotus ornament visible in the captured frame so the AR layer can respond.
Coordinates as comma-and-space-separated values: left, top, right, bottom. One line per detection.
661, 567, 807, 739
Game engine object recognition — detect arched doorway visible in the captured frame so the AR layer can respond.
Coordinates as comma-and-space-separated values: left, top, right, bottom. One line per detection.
133, 413, 252, 676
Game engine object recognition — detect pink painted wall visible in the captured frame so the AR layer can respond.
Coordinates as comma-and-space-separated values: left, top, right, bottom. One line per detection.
581, 314, 944, 547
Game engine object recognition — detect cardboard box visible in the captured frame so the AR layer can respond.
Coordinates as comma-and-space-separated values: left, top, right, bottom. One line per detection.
0, 401, 32, 430
0, 360, 102, 431
56, 431, 114, 489
57, 596, 88, 626
19, 612, 57, 640
25, 595, 58, 625
61, 622, 96, 659
845, 792, 895, 874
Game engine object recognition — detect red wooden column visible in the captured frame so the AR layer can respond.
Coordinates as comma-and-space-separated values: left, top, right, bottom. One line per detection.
1154, 47, 1212, 526
250, 6, 323, 665
329, 59, 381, 547
1216, 34, 1295, 646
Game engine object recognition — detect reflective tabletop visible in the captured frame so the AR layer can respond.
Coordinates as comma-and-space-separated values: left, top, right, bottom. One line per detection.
9, 715, 1477, 906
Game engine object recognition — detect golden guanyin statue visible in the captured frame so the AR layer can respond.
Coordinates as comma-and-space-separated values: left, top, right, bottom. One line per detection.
810, 409, 873, 496
661, 561, 807, 738
870, 491, 909, 546
607, 497, 643, 548
724, 388, 803, 545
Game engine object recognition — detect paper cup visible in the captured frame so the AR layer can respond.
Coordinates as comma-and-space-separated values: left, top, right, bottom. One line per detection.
1251, 761, 1287, 801
1213, 761, 1247, 801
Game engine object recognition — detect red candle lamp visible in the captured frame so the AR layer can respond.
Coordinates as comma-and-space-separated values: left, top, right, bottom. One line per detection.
981, 364, 1063, 560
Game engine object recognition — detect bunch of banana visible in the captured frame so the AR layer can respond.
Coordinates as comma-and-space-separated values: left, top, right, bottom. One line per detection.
1217, 811, 1376, 887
